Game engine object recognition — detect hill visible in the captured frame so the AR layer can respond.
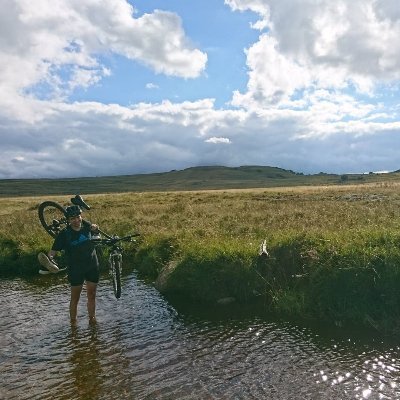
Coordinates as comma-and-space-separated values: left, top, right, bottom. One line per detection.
1, 165, 400, 197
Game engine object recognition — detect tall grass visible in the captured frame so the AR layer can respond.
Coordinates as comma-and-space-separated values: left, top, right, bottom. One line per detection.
2, 183, 400, 332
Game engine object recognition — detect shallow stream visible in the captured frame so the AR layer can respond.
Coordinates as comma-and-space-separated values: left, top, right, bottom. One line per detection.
1, 272, 399, 399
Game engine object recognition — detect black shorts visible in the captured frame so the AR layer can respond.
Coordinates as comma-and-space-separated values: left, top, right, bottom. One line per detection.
68, 266, 100, 286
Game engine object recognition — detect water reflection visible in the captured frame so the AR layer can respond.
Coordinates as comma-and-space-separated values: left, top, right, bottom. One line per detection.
1, 275, 400, 399
66, 325, 103, 400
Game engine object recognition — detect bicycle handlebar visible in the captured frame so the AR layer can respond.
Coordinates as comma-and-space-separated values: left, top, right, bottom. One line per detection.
91, 233, 140, 246
95, 228, 112, 239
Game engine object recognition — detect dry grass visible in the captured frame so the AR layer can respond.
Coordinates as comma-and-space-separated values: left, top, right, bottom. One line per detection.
3, 183, 400, 333
2, 181, 400, 249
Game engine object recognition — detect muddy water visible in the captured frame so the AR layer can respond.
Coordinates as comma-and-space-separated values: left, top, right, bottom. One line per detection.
1, 273, 400, 400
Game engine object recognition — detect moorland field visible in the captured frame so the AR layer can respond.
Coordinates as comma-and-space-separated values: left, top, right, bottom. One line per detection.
2, 166, 400, 333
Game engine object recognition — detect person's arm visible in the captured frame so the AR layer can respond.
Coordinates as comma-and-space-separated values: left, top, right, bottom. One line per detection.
48, 229, 65, 259
82, 220, 99, 233
82, 219, 99, 232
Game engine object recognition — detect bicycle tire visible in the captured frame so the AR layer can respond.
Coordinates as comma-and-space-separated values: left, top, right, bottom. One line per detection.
38, 201, 67, 238
110, 257, 122, 299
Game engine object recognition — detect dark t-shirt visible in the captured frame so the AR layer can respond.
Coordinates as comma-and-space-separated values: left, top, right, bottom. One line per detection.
52, 220, 99, 270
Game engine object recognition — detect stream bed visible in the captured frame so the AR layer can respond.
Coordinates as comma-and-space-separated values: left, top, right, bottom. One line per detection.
1, 273, 399, 399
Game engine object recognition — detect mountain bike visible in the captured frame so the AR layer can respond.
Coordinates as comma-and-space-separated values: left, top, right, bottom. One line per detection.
38, 195, 140, 298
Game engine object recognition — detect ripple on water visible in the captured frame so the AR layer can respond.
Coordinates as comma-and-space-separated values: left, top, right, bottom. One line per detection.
2, 275, 400, 399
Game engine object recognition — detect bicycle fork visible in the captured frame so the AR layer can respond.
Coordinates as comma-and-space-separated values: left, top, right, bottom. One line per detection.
109, 251, 122, 276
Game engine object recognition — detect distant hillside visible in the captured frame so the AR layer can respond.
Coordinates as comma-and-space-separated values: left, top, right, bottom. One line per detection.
1, 165, 400, 197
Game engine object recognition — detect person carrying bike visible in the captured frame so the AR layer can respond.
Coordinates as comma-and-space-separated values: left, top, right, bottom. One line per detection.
45, 205, 100, 325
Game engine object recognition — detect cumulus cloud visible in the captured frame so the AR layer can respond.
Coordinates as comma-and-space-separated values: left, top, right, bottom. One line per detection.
228, 0, 400, 109
0, 0, 207, 117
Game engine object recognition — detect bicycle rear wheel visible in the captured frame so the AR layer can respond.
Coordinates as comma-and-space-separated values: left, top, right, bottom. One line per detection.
38, 201, 67, 238
110, 257, 122, 299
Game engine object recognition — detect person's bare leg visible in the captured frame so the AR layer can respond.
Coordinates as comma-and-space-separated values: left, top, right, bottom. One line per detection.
86, 281, 97, 323
70, 285, 83, 324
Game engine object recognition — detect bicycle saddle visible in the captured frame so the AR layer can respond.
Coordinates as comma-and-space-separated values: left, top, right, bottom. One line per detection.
71, 194, 91, 210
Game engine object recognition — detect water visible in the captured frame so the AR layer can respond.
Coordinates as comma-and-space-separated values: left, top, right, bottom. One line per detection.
1, 273, 400, 400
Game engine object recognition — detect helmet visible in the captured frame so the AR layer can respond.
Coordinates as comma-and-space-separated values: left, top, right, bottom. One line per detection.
64, 205, 82, 218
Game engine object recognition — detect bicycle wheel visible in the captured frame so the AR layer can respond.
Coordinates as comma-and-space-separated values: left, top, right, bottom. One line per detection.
38, 201, 67, 238
110, 257, 122, 299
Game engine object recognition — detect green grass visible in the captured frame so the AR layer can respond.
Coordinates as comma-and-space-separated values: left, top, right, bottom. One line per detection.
2, 181, 400, 333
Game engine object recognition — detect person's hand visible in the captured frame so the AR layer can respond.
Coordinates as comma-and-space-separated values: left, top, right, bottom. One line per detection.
91, 224, 99, 232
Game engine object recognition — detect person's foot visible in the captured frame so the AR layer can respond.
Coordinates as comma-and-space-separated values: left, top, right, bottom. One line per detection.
89, 316, 96, 325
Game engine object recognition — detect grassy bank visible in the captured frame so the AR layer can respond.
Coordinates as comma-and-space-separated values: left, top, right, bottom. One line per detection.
2, 183, 400, 333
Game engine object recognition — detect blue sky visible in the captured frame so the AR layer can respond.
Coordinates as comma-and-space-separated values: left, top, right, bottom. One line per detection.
70, 1, 258, 108
1, 0, 400, 178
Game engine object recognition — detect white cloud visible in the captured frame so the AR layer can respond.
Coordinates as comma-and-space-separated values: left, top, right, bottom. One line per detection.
224, 0, 270, 30
1, 96, 400, 178
146, 83, 159, 90
227, 0, 400, 105
205, 137, 232, 144
231, 35, 311, 107
0, 0, 207, 119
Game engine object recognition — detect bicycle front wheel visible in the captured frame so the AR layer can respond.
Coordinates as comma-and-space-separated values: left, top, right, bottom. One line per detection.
38, 201, 67, 238
110, 258, 122, 299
